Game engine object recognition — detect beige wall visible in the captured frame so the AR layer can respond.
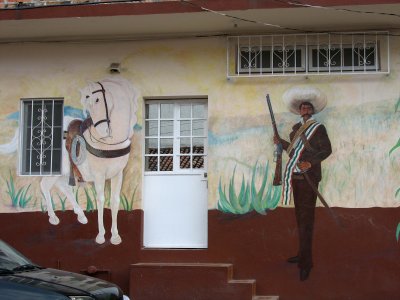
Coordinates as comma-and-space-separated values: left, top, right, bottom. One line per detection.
0, 36, 399, 213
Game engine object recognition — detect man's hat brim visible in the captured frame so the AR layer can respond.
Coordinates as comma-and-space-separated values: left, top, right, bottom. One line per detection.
283, 86, 327, 115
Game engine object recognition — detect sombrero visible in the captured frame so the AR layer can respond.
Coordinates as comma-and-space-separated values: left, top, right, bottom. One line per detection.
283, 86, 327, 115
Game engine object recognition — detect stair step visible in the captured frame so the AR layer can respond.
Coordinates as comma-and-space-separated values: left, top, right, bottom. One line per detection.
229, 279, 256, 295
130, 263, 257, 300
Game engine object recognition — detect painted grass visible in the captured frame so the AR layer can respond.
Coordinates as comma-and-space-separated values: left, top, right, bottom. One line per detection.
393, 98, 400, 242
218, 161, 281, 215
120, 185, 137, 211
397, 222, 400, 242
5, 171, 33, 208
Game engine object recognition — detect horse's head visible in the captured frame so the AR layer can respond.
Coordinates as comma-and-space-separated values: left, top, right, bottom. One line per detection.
80, 81, 114, 138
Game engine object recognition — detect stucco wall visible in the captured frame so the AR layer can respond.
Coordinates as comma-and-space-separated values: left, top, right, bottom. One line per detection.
0, 36, 399, 213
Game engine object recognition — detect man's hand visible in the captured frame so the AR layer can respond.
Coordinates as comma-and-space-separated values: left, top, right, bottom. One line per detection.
273, 135, 281, 145
297, 161, 311, 171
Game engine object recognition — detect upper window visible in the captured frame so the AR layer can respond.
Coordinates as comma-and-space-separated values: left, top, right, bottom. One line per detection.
309, 43, 378, 72
19, 98, 64, 176
227, 31, 389, 77
239, 46, 306, 74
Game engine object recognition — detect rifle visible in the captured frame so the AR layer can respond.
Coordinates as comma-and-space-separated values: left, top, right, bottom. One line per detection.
266, 94, 283, 186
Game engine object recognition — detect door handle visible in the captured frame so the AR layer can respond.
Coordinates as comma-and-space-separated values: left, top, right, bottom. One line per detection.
201, 172, 208, 188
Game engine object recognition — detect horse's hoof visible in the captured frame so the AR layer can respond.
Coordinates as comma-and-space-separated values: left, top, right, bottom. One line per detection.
49, 215, 60, 225
95, 235, 105, 244
110, 235, 122, 245
77, 214, 88, 224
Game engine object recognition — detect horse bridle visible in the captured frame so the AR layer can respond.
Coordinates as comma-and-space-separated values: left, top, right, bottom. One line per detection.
91, 82, 111, 130
85, 81, 129, 146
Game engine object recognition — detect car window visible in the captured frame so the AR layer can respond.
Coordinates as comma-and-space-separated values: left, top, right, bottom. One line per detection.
0, 240, 32, 271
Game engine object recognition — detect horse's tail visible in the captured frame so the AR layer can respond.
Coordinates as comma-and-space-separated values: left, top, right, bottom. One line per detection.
0, 128, 19, 154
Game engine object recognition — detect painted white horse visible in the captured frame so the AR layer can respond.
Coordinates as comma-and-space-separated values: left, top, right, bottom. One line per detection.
0, 77, 138, 245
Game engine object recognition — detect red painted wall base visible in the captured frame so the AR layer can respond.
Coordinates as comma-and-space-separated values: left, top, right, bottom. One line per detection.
1, 208, 399, 299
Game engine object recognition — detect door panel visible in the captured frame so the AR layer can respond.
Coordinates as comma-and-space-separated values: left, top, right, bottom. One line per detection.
143, 99, 208, 248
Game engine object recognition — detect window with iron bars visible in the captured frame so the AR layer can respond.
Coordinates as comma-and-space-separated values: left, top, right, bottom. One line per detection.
19, 98, 64, 176
227, 31, 389, 77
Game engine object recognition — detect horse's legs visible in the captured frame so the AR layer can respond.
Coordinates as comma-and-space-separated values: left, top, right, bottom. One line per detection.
40, 176, 60, 225
94, 178, 106, 244
110, 171, 123, 245
55, 178, 88, 225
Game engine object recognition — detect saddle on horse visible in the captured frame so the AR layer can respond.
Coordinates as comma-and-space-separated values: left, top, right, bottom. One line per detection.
64, 119, 92, 186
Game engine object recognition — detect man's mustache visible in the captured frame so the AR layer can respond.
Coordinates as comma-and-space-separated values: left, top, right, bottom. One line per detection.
301, 113, 312, 118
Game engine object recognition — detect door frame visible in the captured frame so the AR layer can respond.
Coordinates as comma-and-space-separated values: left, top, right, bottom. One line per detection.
141, 96, 209, 248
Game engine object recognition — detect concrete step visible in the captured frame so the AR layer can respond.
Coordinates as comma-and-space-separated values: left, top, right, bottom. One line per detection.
253, 296, 280, 300
130, 262, 257, 300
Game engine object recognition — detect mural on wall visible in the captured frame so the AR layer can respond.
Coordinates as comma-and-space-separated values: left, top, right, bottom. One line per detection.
0, 77, 139, 245
212, 83, 399, 211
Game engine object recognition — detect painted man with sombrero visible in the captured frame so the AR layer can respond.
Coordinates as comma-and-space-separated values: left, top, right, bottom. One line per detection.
273, 86, 332, 281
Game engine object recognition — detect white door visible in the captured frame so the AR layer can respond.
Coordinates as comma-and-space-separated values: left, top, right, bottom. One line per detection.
143, 99, 208, 248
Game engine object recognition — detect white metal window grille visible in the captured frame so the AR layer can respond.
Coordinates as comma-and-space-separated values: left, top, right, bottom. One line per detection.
227, 31, 389, 77
144, 99, 207, 173
19, 98, 64, 176
239, 46, 306, 73
309, 43, 378, 72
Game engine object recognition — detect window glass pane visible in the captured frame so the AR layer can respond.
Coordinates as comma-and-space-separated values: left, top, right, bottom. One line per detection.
42, 149, 53, 174
146, 104, 158, 119
160, 103, 174, 119
180, 120, 191, 136
180, 156, 191, 169
343, 48, 353, 67
192, 120, 205, 136
193, 138, 205, 154
192, 156, 204, 169
23, 149, 31, 174
193, 104, 205, 118
160, 156, 173, 171
51, 150, 62, 174
260, 49, 271, 69
180, 104, 191, 118
240, 48, 260, 70
30, 151, 41, 174
180, 138, 191, 154
145, 138, 158, 154
312, 48, 329, 68
272, 49, 285, 69
42, 101, 54, 126
160, 120, 173, 136
354, 46, 375, 68
145, 121, 158, 136
145, 156, 158, 172
23, 102, 32, 127
32, 102, 43, 127
284, 49, 301, 68
52, 128, 63, 150
160, 138, 173, 154
53, 101, 63, 127
329, 48, 341, 68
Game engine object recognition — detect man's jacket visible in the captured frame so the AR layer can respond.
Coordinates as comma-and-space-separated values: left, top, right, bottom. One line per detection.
280, 122, 332, 182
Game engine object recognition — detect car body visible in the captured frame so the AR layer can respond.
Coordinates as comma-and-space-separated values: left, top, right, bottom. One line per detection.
0, 239, 130, 300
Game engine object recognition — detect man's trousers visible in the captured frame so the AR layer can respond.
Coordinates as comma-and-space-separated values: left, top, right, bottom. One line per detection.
292, 176, 318, 270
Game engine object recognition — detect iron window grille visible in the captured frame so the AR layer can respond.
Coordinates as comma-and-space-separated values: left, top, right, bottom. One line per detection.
227, 31, 389, 77
239, 46, 306, 74
19, 98, 64, 176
